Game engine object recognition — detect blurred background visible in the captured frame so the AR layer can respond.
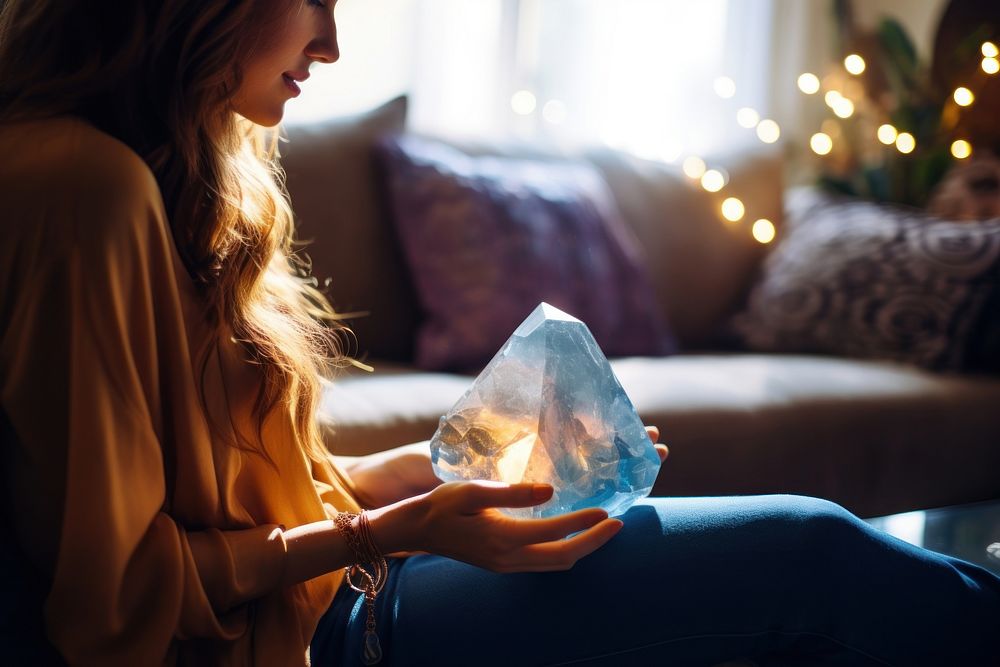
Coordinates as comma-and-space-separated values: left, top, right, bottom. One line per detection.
284, 0, 949, 173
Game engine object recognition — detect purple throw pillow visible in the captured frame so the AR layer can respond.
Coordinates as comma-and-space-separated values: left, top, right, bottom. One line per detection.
376, 135, 676, 372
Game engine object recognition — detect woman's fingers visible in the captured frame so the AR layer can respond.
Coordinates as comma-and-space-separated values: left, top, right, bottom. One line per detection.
505, 507, 609, 544
455, 480, 553, 512
507, 518, 624, 571
646, 425, 668, 463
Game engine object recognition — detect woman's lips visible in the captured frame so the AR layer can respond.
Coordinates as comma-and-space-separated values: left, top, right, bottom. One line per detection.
282, 74, 301, 96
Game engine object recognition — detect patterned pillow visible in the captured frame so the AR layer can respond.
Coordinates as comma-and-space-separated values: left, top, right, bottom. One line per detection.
375, 135, 677, 372
731, 187, 1000, 371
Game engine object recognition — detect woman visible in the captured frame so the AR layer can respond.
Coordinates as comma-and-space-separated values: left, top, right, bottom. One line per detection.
0, 1, 997, 665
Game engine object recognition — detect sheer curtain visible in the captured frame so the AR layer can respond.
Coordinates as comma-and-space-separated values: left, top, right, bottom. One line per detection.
285, 0, 779, 161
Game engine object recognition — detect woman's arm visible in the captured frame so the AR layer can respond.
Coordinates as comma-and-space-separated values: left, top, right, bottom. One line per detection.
268, 427, 670, 586
282, 481, 624, 580
332, 441, 441, 509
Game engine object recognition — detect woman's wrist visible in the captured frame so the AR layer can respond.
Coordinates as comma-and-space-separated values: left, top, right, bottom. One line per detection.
366, 492, 428, 555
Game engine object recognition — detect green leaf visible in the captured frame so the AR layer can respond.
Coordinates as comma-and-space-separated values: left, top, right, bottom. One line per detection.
878, 18, 920, 102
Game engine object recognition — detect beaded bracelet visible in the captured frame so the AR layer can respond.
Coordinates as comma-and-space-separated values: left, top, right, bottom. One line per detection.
334, 511, 387, 665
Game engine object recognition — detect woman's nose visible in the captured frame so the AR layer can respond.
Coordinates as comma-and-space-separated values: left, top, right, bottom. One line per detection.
306, 16, 339, 64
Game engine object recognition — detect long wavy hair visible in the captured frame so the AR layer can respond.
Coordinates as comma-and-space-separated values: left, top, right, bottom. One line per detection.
0, 0, 357, 463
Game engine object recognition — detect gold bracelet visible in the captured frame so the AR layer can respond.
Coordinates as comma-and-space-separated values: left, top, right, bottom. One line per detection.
335, 510, 387, 665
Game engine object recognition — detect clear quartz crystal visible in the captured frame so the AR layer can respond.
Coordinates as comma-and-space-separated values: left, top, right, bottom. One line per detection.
430, 303, 660, 518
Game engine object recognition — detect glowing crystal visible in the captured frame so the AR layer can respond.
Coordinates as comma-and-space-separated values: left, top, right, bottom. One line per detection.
430, 303, 660, 518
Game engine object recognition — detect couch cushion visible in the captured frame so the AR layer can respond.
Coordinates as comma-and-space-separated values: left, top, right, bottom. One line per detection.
731, 187, 1000, 371
375, 134, 676, 371
281, 95, 418, 361
319, 355, 1000, 517
586, 147, 784, 348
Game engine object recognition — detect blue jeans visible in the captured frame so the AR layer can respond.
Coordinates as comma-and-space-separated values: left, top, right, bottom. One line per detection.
310, 495, 1000, 666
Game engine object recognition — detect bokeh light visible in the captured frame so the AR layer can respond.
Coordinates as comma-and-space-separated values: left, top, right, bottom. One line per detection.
832, 98, 855, 118
736, 107, 760, 128
810, 132, 833, 155
756, 119, 780, 144
511, 90, 537, 115
752, 219, 776, 244
953, 87, 974, 106
682, 156, 706, 179
877, 124, 898, 145
797, 73, 820, 94
714, 76, 736, 99
844, 54, 866, 75
951, 139, 972, 159
701, 169, 726, 192
983, 41, 999, 58
824, 90, 843, 108
983, 57, 1000, 75
721, 197, 745, 222
895, 132, 916, 154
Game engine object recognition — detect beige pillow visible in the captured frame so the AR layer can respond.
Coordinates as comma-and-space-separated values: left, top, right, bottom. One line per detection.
587, 147, 784, 348
281, 95, 416, 361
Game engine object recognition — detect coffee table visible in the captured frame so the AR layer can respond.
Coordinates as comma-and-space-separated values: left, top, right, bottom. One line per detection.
865, 498, 1000, 574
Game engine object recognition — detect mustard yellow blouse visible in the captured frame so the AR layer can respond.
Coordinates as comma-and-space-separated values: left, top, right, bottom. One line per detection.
0, 116, 361, 665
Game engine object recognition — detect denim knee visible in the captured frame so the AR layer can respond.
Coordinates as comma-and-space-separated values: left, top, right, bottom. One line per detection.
759, 495, 864, 556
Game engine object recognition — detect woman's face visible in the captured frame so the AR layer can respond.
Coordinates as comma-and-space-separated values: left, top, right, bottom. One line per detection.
233, 0, 340, 126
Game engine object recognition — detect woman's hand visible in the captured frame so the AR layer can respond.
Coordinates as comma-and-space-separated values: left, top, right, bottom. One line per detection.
372, 481, 622, 573
647, 425, 669, 465
337, 441, 441, 509
364, 425, 666, 572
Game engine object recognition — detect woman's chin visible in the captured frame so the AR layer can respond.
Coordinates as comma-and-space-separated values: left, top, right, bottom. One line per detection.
235, 104, 285, 128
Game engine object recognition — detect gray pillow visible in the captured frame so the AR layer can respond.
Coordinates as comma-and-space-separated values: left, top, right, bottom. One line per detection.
731, 187, 1000, 372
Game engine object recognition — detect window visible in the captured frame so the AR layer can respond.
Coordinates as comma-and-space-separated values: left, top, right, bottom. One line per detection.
285, 0, 776, 161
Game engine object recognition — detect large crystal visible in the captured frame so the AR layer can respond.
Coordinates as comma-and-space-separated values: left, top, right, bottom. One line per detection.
430, 303, 660, 518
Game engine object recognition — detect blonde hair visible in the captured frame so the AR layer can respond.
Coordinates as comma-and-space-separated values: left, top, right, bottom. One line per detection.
0, 0, 355, 462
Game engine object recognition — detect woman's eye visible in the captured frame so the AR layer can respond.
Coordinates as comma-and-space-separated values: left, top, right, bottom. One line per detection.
308, 0, 327, 7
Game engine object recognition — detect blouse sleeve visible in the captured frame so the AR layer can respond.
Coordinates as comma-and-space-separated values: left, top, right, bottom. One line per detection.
0, 141, 291, 664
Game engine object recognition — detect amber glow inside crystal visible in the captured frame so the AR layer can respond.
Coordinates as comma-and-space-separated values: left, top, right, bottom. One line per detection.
429, 303, 660, 518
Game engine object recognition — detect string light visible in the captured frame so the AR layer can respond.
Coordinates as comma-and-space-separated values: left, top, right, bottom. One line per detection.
701, 169, 725, 192
752, 219, 776, 244
714, 76, 736, 98
983, 57, 999, 75
756, 119, 780, 143
511, 90, 537, 115
877, 124, 898, 144
832, 98, 855, 118
682, 156, 706, 179
951, 139, 972, 159
736, 107, 760, 128
797, 73, 820, 94
953, 87, 974, 106
721, 197, 745, 221
810, 132, 833, 155
844, 54, 866, 75
983, 41, 999, 58
895, 132, 916, 154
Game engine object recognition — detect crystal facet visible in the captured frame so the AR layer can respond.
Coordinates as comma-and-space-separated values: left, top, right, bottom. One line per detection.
430, 303, 660, 518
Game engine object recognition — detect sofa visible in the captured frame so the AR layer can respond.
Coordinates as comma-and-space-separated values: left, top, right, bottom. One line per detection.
280, 96, 1000, 519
